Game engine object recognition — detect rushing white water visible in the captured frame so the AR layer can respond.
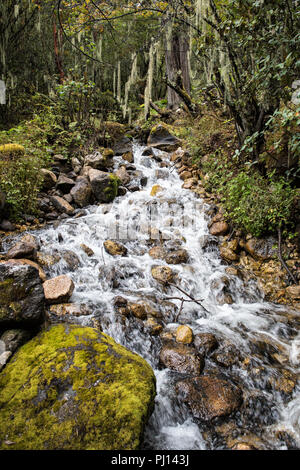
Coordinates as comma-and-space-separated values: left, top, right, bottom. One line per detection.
7, 143, 300, 449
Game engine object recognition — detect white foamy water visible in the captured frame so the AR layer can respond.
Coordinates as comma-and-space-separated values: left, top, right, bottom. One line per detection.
7, 142, 300, 449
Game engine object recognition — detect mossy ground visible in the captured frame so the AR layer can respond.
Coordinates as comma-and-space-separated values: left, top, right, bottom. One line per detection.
0, 324, 156, 450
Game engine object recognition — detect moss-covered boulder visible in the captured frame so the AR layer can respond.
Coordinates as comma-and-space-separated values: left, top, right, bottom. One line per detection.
88, 169, 120, 203
0, 324, 156, 450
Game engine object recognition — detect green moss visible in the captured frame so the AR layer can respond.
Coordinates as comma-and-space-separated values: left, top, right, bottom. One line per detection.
0, 324, 156, 450
102, 173, 120, 201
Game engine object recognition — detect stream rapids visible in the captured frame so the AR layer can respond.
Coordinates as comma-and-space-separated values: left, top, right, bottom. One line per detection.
4, 142, 300, 450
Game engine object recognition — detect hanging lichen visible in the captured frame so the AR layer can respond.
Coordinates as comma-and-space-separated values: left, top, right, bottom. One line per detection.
144, 42, 156, 120
117, 61, 121, 103
122, 53, 138, 120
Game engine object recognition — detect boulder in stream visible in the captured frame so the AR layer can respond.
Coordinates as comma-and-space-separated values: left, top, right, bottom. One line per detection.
0, 262, 45, 328
0, 324, 156, 450
159, 342, 204, 375
43, 274, 74, 304
176, 375, 243, 421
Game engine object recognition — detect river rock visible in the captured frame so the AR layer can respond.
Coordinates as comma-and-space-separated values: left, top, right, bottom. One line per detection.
285, 285, 300, 300
0, 324, 156, 450
51, 195, 75, 215
6, 234, 38, 261
0, 329, 31, 354
150, 184, 163, 197
147, 124, 181, 152
159, 343, 204, 375
80, 244, 94, 257
103, 240, 127, 256
1, 259, 46, 282
47, 303, 92, 319
209, 221, 229, 236
41, 169, 57, 191
115, 166, 131, 186
244, 237, 277, 261
122, 151, 134, 163
127, 302, 147, 320
165, 249, 188, 265
56, 174, 75, 194
43, 275, 74, 304
151, 266, 173, 284
176, 375, 243, 421
113, 137, 132, 156
88, 169, 119, 203
211, 342, 241, 367
0, 262, 45, 327
176, 325, 193, 344
149, 246, 166, 260
194, 333, 218, 355
62, 250, 80, 271
144, 318, 163, 336
85, 150, 113, 171
70, 178, 92, 207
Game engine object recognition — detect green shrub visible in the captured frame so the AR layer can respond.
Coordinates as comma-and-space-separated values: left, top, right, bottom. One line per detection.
222, 171, 296, 237
0, 155, 44, 218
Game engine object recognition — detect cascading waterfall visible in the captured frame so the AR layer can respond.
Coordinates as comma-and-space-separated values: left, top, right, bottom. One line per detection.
5, 143, 300, 450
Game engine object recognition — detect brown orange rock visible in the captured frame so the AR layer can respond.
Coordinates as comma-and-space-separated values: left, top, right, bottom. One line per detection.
43, 275, 75, 304
176, 325, 193, 344
209, 221, 229, 236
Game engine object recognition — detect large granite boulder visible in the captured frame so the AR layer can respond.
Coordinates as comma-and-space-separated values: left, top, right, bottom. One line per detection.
0, 324, 156, 450
0, 262, 45, 328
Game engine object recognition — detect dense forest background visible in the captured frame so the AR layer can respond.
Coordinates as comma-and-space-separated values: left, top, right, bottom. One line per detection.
0, 0, 299, 242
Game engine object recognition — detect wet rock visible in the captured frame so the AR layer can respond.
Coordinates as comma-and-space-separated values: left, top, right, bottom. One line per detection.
151, 266, 174, 284
115, 166, 131, 186
216, 292, 234, 305
0, 324, 156, 450
267, 369, 297, 395
165, 249, 188, 265
62, 250, 80, 271
144, 318, 163, 336
88, 169, 119, 203
0, 262, 45, 328
150, 184, 163, 197
142, 147, 155, 157
211, 342, 241, 367
103, 240, 127, 256
41, 169, 57, 191
36, 252, 60, 268
0, 329, 31, 354
122, 151, 134, 163
113, 296, 128, 307
80, 244, 94, 257
47, 303, 91, 319
70, 178, 92, 208
220, 243, 239, 262
160, 342, 204, 375
194, 333, 218, 355
6, 234, 38, 261
85, 150, 113, 170
176, 375, 243, 421
1, 259, 46, 282
127, 302, 147, 320
209, 221, 229, 237
51, 195, 75, 216
147, 124, 181, 152
56, 175, 75, 194
244, 237, 277, 261
118, 186, 127, 196
43, 275, 74, 304
176, 325, 193, 344
149, 246, 166, 260
286, 284, 300, 300
113, 137, 132, 156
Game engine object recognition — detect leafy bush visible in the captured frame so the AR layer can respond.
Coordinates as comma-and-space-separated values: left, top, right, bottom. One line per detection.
203, 151, 297, 237
0, 155, 44, 218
